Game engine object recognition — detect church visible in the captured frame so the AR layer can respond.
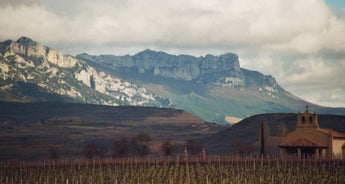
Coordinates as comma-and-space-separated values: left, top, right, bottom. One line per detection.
279, 106, 345, 159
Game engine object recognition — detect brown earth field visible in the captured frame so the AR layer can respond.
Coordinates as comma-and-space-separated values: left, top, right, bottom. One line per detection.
0, 101, 226, 160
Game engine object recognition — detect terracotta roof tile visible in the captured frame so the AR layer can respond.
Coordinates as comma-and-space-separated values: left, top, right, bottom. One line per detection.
280, 138, 327, 148
318, 128, 345, 138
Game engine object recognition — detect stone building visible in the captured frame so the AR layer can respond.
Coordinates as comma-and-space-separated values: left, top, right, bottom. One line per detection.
279, 106, 345, 159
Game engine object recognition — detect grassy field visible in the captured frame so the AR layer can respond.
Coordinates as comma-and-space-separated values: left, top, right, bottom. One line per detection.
1, 156, 345, 184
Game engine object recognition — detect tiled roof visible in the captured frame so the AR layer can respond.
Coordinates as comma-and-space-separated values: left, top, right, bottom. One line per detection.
318, 128, 345, 138
280, 138, 327, 148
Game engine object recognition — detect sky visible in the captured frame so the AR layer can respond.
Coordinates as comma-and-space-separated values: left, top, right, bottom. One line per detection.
0, 0, 345, 107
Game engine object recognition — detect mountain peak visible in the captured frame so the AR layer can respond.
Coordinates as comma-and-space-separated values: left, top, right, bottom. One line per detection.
141, 48, 156, 53
134, 49, 168, 57
16, 36, 38, 46
218, 52, 238, 59
3, 37, 79, 68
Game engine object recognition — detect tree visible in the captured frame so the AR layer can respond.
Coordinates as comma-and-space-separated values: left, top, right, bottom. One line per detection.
260, 121, 270, 156
82, 143, 108, 160
161, 140, 176, 156
48, 146, 58, 160
184, 139, 202, 156
260, 121, 265, 156
96, 145, 108, 159
131, 133, 151, 157
113, 136, 130, 158
83, 144, 98, 160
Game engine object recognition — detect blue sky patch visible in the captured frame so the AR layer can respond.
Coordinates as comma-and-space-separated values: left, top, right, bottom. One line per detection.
326, 0, 345, 12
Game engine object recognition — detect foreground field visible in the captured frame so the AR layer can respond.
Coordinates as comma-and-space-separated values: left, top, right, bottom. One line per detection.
1, 157, 345, 184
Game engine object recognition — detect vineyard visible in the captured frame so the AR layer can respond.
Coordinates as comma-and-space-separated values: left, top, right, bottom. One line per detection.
1, 156, 345, 184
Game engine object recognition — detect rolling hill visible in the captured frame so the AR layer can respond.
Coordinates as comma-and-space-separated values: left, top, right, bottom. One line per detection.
202, 112, 345, 155
1, 101, 344, 160
0, 101, 225, 160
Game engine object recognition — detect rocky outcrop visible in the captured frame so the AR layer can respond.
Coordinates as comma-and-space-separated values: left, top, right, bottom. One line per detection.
0, 37, 168, 107
3, 37, 77, 68
78, 49, 243, 84
74, 64, 160, 106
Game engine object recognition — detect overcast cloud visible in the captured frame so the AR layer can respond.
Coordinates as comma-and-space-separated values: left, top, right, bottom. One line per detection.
0, 0, 345, 107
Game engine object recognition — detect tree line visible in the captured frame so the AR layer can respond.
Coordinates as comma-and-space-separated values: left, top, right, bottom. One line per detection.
80, 133, 204, 160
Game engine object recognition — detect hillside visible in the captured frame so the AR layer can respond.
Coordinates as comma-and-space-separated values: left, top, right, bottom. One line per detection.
1, 101, 344, 160
202, 112, 345, 155
1, 37, 345, 124
0, 101, 225, 160
0, 37, 168, 107
78, 50, 345, 123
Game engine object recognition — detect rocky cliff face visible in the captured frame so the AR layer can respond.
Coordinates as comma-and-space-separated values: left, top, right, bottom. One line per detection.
1, 37, 77, 68
2, 37, 336, 124
132, 50, 242, 81
78, 49, 246, 86
79, 50, 281, 89
0, 37, 168, 106
77, 49, 305, 123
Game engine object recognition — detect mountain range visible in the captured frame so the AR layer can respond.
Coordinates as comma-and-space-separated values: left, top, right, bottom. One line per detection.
1, 37, 344, 123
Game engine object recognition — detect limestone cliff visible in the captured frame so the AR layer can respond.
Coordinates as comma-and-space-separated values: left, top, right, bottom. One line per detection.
2, 37, 77, 68
78, 49, 245, 86
0, 37, 168, 107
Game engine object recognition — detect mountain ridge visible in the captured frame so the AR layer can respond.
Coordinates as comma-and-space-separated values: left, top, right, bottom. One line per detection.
0, 37, 169, 107
78, 49, 247, 86
1, 37, 344, 123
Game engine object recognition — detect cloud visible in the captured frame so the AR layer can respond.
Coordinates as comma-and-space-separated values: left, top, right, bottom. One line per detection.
0, 0, 345, 107
0, 5, 70, 44
0, 0, 41, 7
241, 53, 345, 108
0, 0, 339, 53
